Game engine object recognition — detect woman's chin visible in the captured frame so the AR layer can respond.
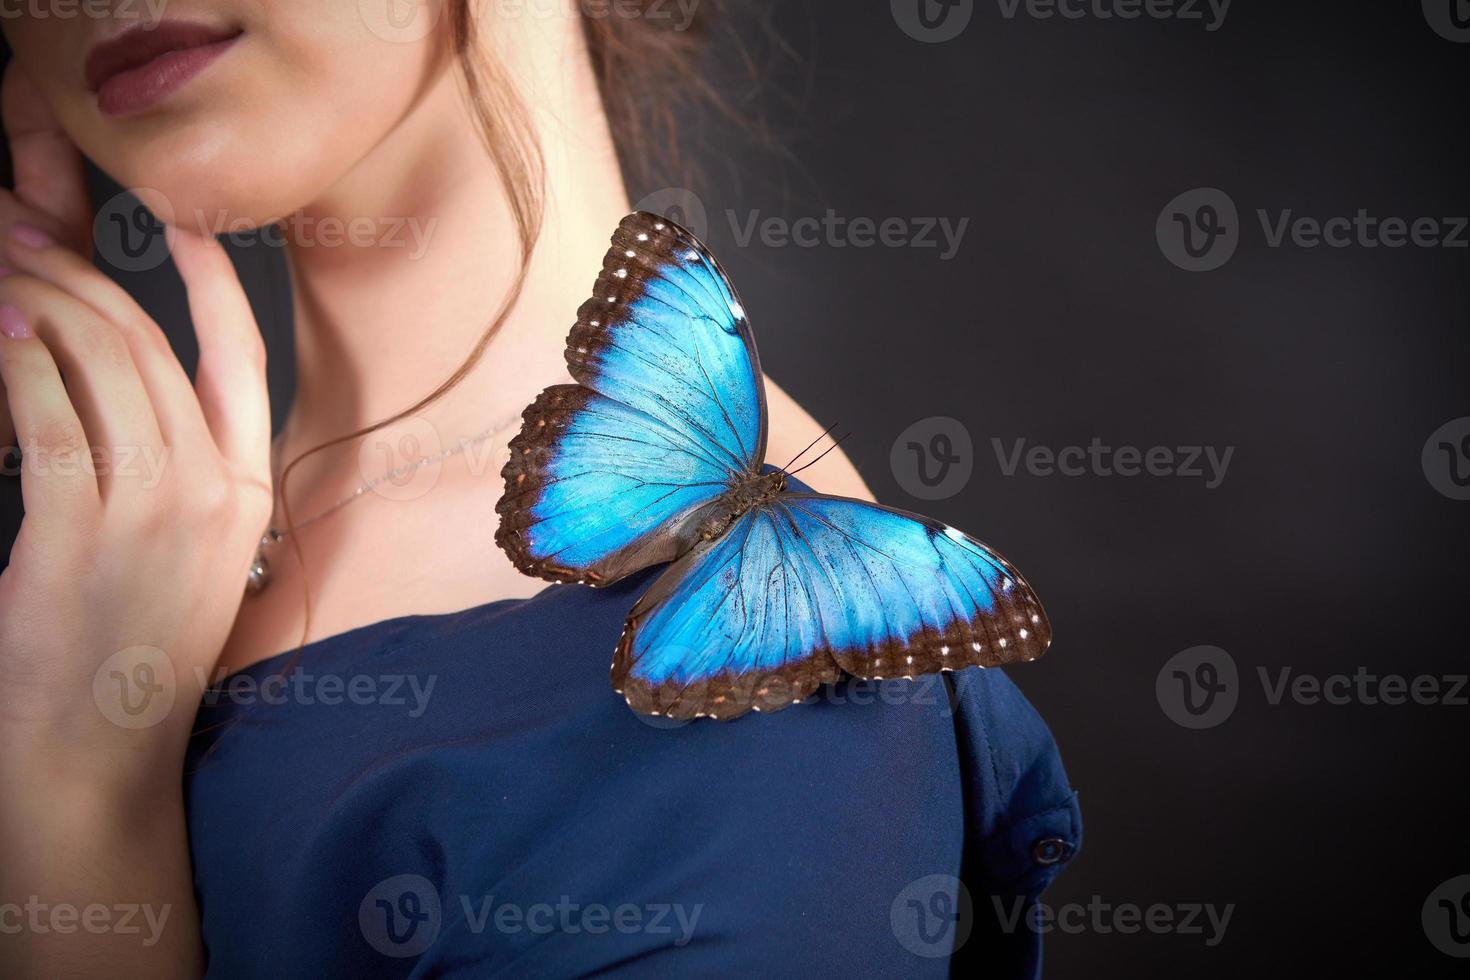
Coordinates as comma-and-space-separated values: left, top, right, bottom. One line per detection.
67, 110, 323, 232
93, 157, 324, 241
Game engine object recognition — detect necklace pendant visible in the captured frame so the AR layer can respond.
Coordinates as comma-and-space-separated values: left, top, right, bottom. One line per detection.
245, 530, 280, 596
246, 550, 271, 595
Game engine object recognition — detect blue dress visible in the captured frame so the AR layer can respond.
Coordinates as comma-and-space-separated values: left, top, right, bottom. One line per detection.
186, 564, 1081, 977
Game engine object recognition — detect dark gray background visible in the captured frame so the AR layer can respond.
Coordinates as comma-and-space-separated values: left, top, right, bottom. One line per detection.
4, 2, 1468, 976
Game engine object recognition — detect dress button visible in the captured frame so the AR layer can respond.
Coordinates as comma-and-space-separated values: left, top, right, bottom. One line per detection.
1032, 836, 1068, 865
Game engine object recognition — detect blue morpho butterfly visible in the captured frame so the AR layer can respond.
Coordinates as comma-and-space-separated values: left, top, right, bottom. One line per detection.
496, 212, 1051, 721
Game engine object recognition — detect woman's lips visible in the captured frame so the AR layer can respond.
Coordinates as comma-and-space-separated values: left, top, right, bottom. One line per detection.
85, 22, 242, 117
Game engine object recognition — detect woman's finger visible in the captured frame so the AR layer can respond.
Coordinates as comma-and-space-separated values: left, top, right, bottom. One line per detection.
0, 306, 100, 527
0, 291, 12, 449
1, 224, 215, 456
169, 230, 270, 485
0, 274, 165, 497
1, 62, 90, 253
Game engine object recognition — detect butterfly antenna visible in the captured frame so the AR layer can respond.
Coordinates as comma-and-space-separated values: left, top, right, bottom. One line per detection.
779, 421, 841, 474
788, 431, 852, 478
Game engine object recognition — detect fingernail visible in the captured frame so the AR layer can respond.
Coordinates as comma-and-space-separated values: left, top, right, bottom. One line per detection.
9, 223, 54, 250
0, 305, 33, 340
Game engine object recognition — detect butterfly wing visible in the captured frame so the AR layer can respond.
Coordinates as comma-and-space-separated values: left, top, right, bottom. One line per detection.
611, 494, 1051, 720
497, 212, 766, 585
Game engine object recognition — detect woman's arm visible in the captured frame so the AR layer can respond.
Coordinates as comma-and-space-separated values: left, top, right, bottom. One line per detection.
0, 728, 202, 976
0, 63, 273, 979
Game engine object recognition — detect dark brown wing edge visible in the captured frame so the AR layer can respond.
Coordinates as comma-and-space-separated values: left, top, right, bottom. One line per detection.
609, 494, 1052, 721
494, 384, 721, 587
565, 211, 769, 471
495, 210, 768, 586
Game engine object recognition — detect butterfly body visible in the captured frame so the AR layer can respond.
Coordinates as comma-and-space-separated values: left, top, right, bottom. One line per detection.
696, 469, 788, 541
497, 212, 1053, 721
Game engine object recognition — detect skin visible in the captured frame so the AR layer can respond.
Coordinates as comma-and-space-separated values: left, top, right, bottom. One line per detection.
0, 3, 868, 975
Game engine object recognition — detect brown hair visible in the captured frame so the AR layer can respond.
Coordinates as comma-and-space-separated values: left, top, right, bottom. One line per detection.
272, 1, 721, 646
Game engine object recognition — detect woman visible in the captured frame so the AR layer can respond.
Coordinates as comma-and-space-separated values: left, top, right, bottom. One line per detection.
0, 2, 1079, 976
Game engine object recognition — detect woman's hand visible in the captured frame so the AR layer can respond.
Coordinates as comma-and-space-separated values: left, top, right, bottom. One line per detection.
0, 62, 272, 978
0, 59, 273, 752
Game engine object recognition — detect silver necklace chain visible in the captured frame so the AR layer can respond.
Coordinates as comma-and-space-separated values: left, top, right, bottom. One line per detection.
245, 416, 519, 595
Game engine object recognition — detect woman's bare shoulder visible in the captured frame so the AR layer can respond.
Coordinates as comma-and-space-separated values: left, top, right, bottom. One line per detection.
762, 379, 873, 502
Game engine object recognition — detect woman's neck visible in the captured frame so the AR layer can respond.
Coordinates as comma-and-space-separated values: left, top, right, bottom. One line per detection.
276, 23, 631, 494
